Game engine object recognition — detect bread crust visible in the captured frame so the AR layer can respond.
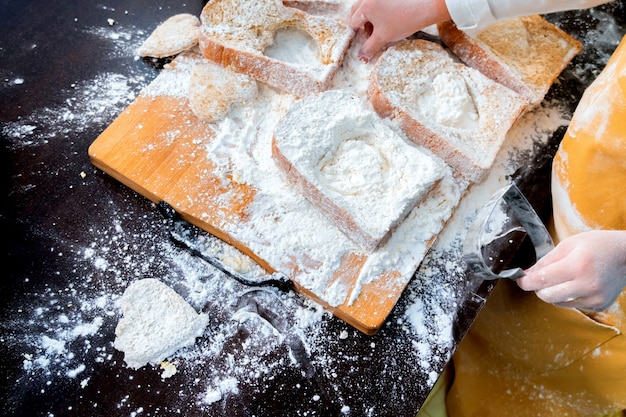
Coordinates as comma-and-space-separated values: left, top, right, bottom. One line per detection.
199, 0, 353, 97
437, 20, 535, 102
438, 16, 583, 105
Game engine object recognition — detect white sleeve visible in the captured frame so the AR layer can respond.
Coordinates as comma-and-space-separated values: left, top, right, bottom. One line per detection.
488, 0, 613, 21
444, 0, 496, 31
445, 0, 613, 31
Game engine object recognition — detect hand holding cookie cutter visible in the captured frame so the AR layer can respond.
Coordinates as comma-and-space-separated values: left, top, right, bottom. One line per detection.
463, 183, 554, 280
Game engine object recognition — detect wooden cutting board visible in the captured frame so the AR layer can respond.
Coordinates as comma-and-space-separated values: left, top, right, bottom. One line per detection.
89, 51, 464, 335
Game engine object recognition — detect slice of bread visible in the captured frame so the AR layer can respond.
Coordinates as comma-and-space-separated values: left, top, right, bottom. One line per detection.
272, 89, 448, 252
198, 0, 353, 97
438, 15, 583, 105
368, 39, 528, 183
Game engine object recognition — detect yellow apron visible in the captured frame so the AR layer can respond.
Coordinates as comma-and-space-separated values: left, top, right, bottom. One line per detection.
446, 35, 626, 417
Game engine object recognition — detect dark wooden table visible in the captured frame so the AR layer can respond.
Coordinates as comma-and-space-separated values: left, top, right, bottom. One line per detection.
1, 1, 623, 416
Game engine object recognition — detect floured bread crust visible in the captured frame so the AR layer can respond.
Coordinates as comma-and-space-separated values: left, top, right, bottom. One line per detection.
198, 0, 353, 97
369, 39, 528, 183
188, 60, 258, 122
138, 14, 201, 58
272, 89, 447, 251
438, 15, 583, 105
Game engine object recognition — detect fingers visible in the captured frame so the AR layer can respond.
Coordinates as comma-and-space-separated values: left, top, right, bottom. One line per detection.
348, 0, 368, 30
534, 282, 583, 306
349, 1, 380, 62
540, 289, 614, 312
533, 281, 607, 311
516, 231, 626, 312
517, 258, 572, 292
349, 13, 369, 31
522, 261, 619, 312
348, 0, 454, 62
358, 30, 386, 63
516, 240, 574, 291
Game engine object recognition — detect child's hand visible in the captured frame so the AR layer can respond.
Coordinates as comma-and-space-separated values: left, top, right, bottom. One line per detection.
348, 0, 450, 62
517, 230, 626, 312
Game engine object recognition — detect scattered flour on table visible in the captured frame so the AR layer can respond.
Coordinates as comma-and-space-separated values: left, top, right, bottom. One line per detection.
2, 72, 144, 149
85, 24, 146, 59
202, 377, 240, 404
5, 77, 25, 86
4, 14, 155, 385
2, 21, 148, 148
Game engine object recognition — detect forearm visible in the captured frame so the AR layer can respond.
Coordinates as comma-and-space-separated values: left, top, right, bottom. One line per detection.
445, 0, 613, 31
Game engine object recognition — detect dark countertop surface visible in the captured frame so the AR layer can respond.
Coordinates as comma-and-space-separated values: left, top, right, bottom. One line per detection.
1, 1, 624, 416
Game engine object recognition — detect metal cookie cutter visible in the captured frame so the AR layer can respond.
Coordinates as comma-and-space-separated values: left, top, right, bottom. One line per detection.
463, 183, 555, 280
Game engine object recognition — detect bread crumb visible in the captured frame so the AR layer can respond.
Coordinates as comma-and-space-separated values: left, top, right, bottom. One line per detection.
160, 361, 177, 379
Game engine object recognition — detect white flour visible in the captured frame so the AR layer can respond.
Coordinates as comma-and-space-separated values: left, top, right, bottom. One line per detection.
264, 28, 320, 68
2, 72, 143, 149
274, 89, 448, 250
417, 71, 479, 129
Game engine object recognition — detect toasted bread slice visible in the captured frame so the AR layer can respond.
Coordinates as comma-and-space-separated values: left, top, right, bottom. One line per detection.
438, 15, 583, 105
198, 0, 353, 97
272, 89, 448, 251
368, 39, 528, 183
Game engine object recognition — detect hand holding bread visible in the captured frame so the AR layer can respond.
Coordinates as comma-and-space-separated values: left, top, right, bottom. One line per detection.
348, 0, 450, 62
349, 0, 607, 64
